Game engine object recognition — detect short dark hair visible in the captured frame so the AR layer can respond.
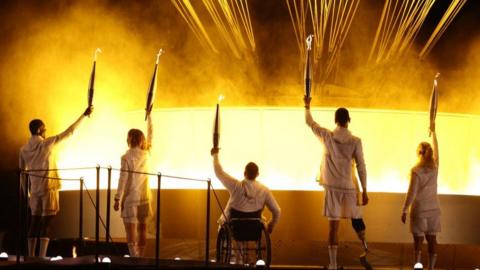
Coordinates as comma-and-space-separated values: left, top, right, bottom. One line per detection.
244, 162, 259, 180
29, 119, 44, 135
335, 108, 350, 126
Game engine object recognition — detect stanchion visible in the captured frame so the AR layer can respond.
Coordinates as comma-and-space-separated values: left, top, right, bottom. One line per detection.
79, 178, 84, 243
205, 179, 211, 266
155, 173, 162, 268
106, 167, 112, 244
23, 173, 30, 260
95, 166, 100, 263
16, 170, 22, 264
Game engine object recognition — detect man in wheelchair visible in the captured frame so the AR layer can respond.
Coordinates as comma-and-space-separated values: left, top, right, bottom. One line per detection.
211, 147, 281, 265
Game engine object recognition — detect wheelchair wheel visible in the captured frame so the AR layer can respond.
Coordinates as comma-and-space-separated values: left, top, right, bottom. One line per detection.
216, 226, 232, 263
256, 226, 271, 266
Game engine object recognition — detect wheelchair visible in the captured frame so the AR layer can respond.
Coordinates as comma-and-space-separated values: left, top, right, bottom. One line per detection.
216, 208, 271, 267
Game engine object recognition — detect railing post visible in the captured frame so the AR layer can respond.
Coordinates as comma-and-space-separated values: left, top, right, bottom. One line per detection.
16, 170, 22, 264
155, 173, 162, 268
79, 178, 84, 244
205, 179, 211, 266
24, 173, 30, 260
106, 167, 112, 244
95, 165, 100, 263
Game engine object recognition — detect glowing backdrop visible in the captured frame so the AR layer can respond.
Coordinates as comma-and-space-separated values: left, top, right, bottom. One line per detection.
53, 107, 480, 195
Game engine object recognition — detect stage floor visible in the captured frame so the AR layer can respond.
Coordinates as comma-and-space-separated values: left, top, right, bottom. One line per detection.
2, 240, 480, 269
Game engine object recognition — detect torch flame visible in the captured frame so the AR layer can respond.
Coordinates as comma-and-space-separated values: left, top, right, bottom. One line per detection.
306, 34, 314, 51
94, 48, 102, 61
217, 94, 225, 104
156, 48, 164, 64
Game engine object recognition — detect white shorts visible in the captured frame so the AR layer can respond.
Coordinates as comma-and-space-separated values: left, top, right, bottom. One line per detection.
30, 191, 59, 216
410, 215, 441, 236
323, 189, 362, 220
122, 203, 152, 224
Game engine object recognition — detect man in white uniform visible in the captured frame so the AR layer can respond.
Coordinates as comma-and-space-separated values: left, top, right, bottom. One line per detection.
19, 106, 93, 257
210, 148, 281, 234
304, 97, 370, 269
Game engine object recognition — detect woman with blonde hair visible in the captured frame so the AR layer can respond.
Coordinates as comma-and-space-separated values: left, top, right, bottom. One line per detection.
401, 123, 440, 270
114, 115, 153, 257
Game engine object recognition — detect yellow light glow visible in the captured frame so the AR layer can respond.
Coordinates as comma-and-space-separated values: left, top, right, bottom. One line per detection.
55, 107, 480, 195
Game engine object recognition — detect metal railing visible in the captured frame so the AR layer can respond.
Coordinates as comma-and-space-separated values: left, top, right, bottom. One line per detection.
17, 166, 214, 267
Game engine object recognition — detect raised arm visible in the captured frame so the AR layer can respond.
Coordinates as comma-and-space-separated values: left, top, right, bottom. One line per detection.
44, 107, 93, 146
431, 130, 439, 167
304, 96, 330, 139
146, 114, 153, 150
211, 149, 238, 192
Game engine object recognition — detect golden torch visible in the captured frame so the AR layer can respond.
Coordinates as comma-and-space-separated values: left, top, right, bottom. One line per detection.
429, 73, 440, 136
145, 49, 164, 121
213, 95, 224, 150
87, 48, 102, 111
304, 34, 314, 98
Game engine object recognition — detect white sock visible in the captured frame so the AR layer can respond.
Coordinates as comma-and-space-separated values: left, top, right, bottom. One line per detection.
428, 253, 437, 270
27, 238, 37, 257
38, 237, 49, 257
128, 243, 138, 257
137, 245, 145, 257
415, 250, 422, 264
328, 245, 338, 269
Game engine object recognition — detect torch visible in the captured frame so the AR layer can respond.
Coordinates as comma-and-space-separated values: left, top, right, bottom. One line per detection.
87, 48, 102, 112
304, 34, 314, 98
145, 49, 164, 121
429, 73, 440, 136
213, 95, 224, 150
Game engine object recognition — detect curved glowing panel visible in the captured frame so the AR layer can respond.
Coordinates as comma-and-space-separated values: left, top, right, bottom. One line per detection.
56, 108, 480, 195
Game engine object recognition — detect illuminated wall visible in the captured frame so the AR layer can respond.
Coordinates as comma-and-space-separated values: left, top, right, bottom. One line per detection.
56, 107, 480, 195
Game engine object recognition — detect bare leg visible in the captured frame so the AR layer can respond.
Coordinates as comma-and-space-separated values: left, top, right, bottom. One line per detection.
137, 222, 147, 257
328, 220, 339, 245
425, 234, 437, 270
28, 216, 41, 257
124, 222, 138, 257
328, 220, 339, 269
413, 235, 424, 264
38, 216, 54, 257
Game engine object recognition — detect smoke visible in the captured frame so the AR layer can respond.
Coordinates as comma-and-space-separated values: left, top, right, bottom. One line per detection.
0, 0, 479, 170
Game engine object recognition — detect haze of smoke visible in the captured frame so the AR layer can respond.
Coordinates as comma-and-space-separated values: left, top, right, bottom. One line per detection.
0, 0, 479, 170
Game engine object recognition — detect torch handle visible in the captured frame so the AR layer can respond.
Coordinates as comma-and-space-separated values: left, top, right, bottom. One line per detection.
304, 47, 312, 98
213, 104, 220, 149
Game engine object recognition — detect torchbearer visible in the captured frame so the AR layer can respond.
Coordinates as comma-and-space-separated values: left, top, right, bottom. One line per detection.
210, 95, 281, 263
401, 73, 441, 270
303, 91, 371, 269
19, 107, 93, 257
87, 48, 102, 111
113, 53, 162, 257
145, 49, 164, 121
